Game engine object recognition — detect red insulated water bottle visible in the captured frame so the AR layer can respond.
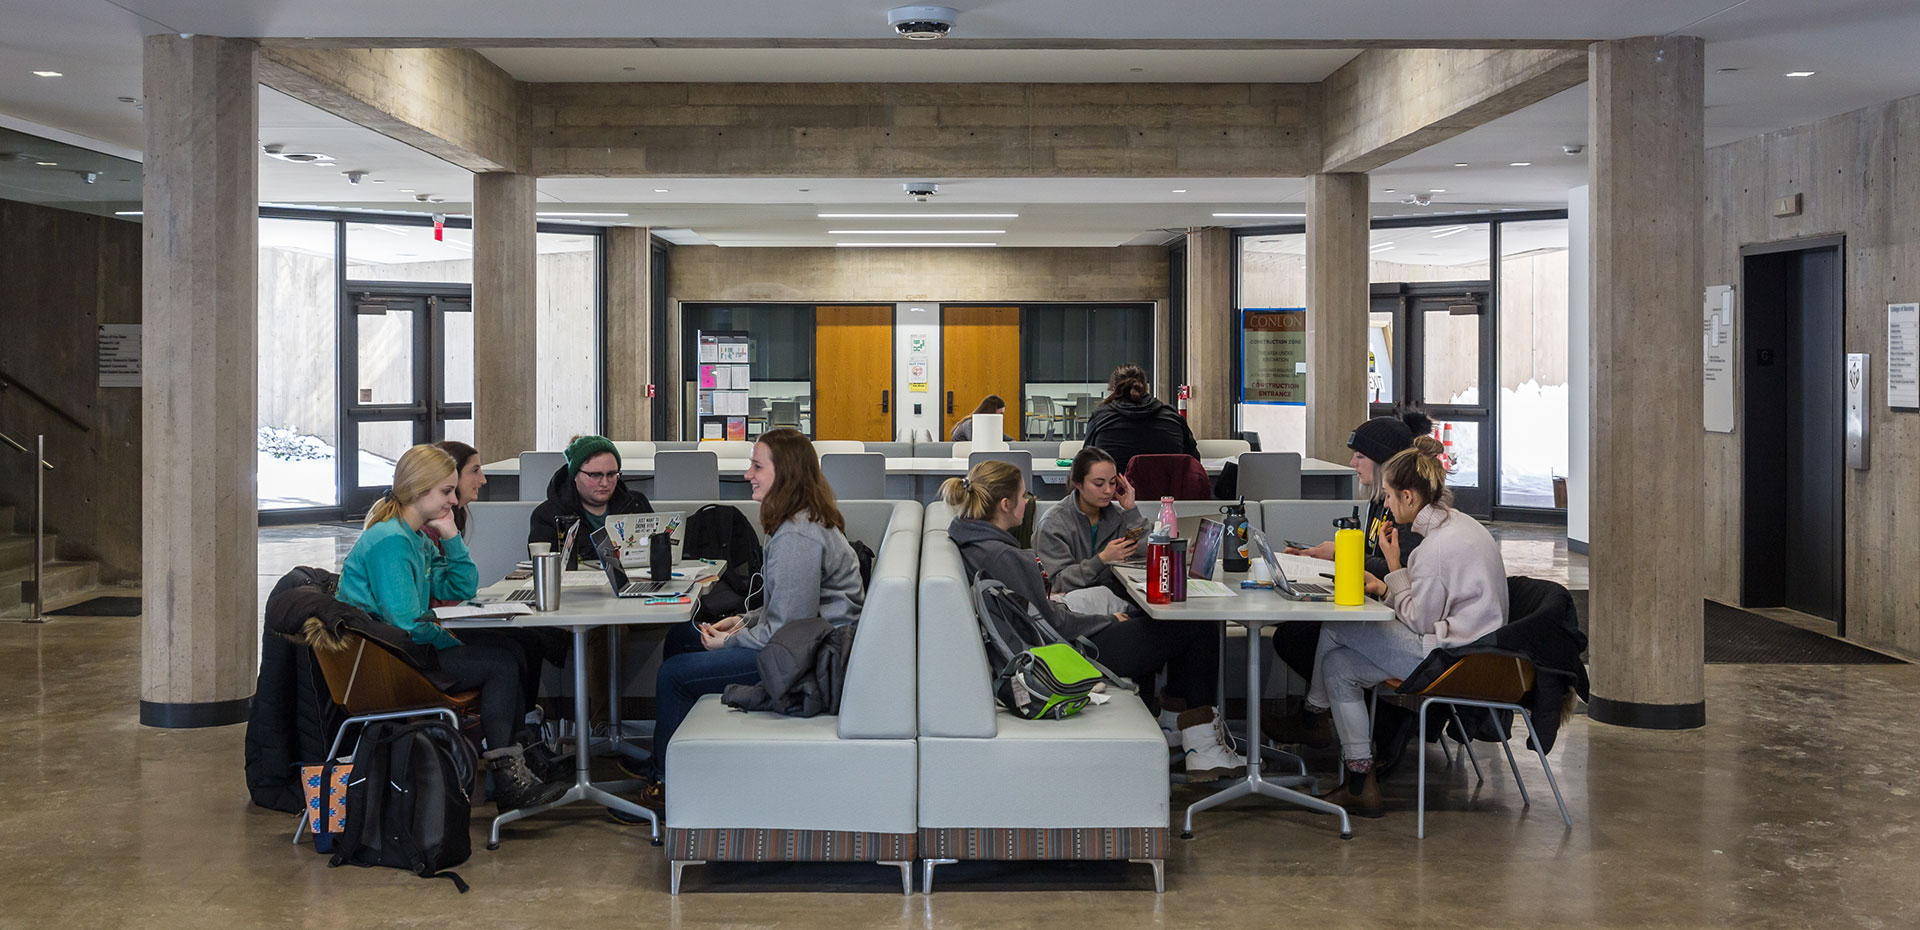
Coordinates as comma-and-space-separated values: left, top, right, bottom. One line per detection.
1147, 536, 1173, 604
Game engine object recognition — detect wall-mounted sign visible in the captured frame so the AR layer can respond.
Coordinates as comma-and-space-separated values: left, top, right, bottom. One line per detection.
908, 355, 929, 393
1888, 302, 1918, 411
98, 324, 141, 388
1240, 308, 1306, 405
1703, 285, 1736, 432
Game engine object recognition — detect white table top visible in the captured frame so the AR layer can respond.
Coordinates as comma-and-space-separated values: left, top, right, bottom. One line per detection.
439, 564, 715, 629
1112, 558, 1395, 624
482, 454, 1355, 480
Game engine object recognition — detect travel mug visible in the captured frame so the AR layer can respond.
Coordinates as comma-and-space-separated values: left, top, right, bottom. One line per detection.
649, 531, 673, 581
1169, 537, 1189, 602
532, 552, 563, 611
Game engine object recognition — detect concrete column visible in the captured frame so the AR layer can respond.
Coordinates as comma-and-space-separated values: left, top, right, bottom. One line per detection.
140, 35, 258, 727
1305, 173, 1371, 461
604, 226, 653, 439
1183, 226, 1232, 439
1587, 36, 1706, 729
473, 172, 538, 455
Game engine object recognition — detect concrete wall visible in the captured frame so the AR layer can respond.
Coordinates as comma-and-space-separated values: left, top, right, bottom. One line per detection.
1704, 91, 1920, 658
668, 245, 1169, 304
0, 199, 142, 580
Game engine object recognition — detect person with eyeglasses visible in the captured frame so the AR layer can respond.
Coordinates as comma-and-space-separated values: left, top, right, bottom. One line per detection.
527, 434, 654, 566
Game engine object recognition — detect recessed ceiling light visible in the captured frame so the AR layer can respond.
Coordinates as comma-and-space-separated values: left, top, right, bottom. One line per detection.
1453, 162, 1470, 167
34, 161, 56, 166
1171, 189, 1188, 193
1130, 67, 1145, 73
1785, 71, 1816, 77
32, 71, 62, 78
1716, 67, 1742, 73
116, 96, 135, 104
399, 188, 415, 193
371, 179, 386, 183
828, 229, 1005, 235
1382, 188, 1396, 193
536, 212, 630, 218
1509, 162, 1532, 167
1212, 212, 1304, 218
653, 188, 670, 193
836, 242, 997, 248
818, 213, 1018, 219
1430, 189, 1447, 193
114, 211, 142, 216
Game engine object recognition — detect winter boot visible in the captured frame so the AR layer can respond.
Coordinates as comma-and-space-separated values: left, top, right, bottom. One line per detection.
1158, 710, 1183, 749
485, 744, 568, 812
1178, 707, 1247, 782
1317, 764, 1385, 819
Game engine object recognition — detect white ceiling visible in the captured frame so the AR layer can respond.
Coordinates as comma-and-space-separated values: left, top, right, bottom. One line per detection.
3, 0, 1919, 245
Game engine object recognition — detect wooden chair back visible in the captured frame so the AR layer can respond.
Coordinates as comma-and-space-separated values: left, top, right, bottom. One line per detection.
1409, 653, 1537, 705
311, 631, 479, 716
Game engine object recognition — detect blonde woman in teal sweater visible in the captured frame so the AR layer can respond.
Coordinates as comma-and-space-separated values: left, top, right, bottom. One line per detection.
337, 444, 565, 812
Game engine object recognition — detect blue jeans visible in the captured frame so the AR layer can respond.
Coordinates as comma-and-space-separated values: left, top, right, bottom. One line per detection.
649, 643, 761, 780
1306, 621, 1432, 762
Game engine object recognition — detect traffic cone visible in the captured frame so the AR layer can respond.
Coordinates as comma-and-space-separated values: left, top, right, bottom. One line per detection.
1440, 423, 1454, 471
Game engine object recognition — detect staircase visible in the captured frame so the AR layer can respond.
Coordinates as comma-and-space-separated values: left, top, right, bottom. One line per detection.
0, 506, 101, 618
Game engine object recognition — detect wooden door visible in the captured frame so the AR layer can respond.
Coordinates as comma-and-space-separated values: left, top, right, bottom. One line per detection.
813, 305, 894, 441
941, 306, 1022, 439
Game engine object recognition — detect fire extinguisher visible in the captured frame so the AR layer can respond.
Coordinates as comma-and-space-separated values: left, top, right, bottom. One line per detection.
1176, 384, 1189, 418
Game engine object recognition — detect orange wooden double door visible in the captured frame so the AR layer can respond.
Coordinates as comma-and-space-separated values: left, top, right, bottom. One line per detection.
812, 305, 894, 441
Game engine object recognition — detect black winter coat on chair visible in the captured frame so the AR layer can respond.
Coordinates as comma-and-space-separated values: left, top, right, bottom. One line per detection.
243, 566, 348, 812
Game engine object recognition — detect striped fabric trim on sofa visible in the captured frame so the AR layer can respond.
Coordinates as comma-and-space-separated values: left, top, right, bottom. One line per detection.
666, 828, 915, 861
918, 827, 1166, 860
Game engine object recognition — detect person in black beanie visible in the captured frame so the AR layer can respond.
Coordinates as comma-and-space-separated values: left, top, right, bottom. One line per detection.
1266, 410, 1432, 749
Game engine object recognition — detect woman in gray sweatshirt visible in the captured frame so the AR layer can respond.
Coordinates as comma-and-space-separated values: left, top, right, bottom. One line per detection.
949, 457, 1243, 782
1308, 436, 1508, 819
641, 429, 865, 808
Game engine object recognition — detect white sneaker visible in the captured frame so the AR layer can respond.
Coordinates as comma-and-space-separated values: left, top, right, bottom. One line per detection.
1158, 710, 1183, 749
1178, 707, 1247, 782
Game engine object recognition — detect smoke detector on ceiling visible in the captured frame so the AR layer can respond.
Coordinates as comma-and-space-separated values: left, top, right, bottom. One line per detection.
903, 181, 939, 202
888, 6, 957, 40
262, 143, 333, 164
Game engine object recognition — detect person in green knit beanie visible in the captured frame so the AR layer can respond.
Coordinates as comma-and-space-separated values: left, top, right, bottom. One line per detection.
528, 434, 653, 565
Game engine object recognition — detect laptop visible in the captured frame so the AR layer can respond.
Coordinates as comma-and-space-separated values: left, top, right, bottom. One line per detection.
590, 527, 691, 598
1249, 528, 1335, 601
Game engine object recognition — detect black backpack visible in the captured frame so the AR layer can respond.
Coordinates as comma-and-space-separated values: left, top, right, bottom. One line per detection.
850, 539, 877, 591
968, 575, 1135, 715
328, 719, 476, 892
683, 504, 766, 618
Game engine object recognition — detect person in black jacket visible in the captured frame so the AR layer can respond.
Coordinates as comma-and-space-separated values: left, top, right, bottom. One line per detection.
944, 459, 1243, 783
527, 434, 653, 565
1081, 363, 1199, 472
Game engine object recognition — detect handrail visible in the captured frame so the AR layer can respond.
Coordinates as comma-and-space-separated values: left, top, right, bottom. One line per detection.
0, 430, 53, 471
0, 370, 90, 433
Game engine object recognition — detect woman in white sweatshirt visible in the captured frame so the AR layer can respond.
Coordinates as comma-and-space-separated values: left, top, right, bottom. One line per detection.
1307, 435, 1509, 818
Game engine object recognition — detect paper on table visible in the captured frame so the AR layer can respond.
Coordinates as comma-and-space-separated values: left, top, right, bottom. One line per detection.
433, 603, 533, 620
561, 572, 611, 588
1184, 579, 1239, 597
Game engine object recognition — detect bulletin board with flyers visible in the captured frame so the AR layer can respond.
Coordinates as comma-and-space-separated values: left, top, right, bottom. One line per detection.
695, 331, 751, 441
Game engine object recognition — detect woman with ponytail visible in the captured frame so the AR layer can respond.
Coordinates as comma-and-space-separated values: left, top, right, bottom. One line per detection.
1304, 435, 1508, 818
1081, 363, 1199, 472
337, 444, 567, 813
944, 460, 1245, 783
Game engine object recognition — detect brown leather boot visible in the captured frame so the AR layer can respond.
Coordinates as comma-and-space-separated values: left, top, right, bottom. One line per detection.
1318, 767, 1385, 819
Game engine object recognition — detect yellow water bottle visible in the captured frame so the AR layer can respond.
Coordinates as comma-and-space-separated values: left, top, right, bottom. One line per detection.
1334, 528, 1365, 605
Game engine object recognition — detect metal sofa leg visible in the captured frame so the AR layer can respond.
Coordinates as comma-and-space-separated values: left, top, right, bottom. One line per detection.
922, 858, 957, 894
670, 859, 704, 895
878, 860, 912, 895
1129, 858, 1166, 893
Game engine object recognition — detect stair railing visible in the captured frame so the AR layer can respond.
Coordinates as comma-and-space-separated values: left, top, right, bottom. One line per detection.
1, 430, 50, 622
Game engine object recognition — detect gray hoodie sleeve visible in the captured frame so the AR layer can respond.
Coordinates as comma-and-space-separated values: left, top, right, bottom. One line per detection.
983, 543, 1114, 641
725, 528, 825, 651
1037, 502, 1144, 594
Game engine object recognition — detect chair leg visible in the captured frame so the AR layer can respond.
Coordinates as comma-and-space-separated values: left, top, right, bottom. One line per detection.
1417, 697, 1430, 839
1487, 706, 1531, 807
1449, 706, 1483, 783
1520, 708, 1573, 828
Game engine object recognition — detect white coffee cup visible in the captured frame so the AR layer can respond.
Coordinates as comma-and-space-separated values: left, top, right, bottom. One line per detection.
528, 542, 553, 557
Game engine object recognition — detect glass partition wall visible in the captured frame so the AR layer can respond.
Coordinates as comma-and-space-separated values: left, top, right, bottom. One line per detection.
257, 209, 605, 521
1234, 211, 1569, 519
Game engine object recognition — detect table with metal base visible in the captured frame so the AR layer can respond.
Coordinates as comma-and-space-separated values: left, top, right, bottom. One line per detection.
1112, 563, 1395, 839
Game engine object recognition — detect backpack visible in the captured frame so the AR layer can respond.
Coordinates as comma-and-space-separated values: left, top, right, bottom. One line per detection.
968, 576, 1135, 720
683, 504, 765, 618
327, 719, 477, 892
850, 539, 877, 591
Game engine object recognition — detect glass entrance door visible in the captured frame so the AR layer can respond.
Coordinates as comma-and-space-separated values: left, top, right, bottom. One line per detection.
341, 282, 474, 515
1367, 282, 1493, 516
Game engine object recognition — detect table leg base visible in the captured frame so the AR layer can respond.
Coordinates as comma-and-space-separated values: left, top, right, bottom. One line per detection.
1181, 772, 1353, 840
486, 779, 661, 849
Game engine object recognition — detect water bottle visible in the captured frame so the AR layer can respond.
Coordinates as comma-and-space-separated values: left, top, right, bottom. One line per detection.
1221, 501, 1251, 573
1159, 496, 1179, 538
1146, 530, 1173, 605
1334, 528, 1365, 606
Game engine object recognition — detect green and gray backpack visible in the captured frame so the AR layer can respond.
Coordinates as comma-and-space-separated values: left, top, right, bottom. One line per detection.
969, 576, 1135, 720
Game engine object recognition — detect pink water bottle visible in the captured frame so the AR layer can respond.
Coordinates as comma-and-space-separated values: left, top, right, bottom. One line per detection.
1159, 496, 1178, 538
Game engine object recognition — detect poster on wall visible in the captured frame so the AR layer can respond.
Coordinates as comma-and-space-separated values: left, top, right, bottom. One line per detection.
1703, 285, 1736, 432
1240, 309, 1306, 405
1889, 302, 1919, 411
98, 324, 141, 388
908, 355, 928, 393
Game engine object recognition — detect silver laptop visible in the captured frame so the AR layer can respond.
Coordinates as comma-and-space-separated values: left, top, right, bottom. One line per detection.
591, 527, 691, 598
1250, 528, 1335, 601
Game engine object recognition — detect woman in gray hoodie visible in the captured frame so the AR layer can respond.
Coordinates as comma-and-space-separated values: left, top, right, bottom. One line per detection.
638, 429, 865, 811
947, 459, 1242, 782
1308, 435, 1508, 818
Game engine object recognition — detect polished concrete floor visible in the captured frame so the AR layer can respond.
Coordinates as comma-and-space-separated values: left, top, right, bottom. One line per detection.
7, 526, 1912, 928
